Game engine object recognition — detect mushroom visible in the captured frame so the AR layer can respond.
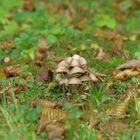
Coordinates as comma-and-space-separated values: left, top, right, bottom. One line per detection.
70, 66, 84, 76
65, 57, 72, 64
70, 59, 80, 67
59, 78, 69, 85
80, 75, 90, 82
56, 67, 69, 74
79, 57, 87, 66
57, 60, 69, 68
69, 77, 81, 85
89, 73, 99, 82
72, 54, 80, 60
55, 54, 99, 95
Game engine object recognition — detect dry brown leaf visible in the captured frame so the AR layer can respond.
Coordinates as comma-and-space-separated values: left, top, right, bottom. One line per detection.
72, 18, 87, 30
45, 122, 66, 140
0, 41, 15, 51
93, 30, 125, 50
114, 94, 132, 117
3, 64, 22, 78
37, 107, 67, 134
106, 85, 140, 117
36, 69, 53, 84
30, 99, 63, 109
94, 48, 110, 62
116, 60, 140, 71
35, 36, 48, 67
0, 72, 7, 79
23, 0, 35, 11
46, 3, 75, 19
112, 67, 140, 81
97, 119, 126, 139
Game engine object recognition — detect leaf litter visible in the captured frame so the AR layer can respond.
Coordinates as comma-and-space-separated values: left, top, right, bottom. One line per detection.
1, 0, 140, 140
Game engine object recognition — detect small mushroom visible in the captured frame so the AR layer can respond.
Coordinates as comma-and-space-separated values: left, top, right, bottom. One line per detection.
72, 54, 80, 60
70, 66, 84, 75
79, 57, 87, 66
89, 73, 98, 82
56, 67, 69, 74
80, 75, 90, 82
70, 59, 80, 67
65, 57, 72, 64
69, 77, 81, 85
57, 60, 69, 68
59, 78, 69, 85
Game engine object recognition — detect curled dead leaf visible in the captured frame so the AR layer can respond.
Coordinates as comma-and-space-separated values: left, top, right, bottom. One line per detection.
0, 41, 15, 51
37, 69, 53, 84
35, 36, 48, 67
3, 64, 22, 78
116, 60, 140, 71
37, 107, 67, 134
23, 0, 35, 11
30, 99, 63, 109
112, 67, 140, 81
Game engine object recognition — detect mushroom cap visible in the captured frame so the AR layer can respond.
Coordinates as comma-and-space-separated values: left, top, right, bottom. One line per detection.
69, 77, 81, 84
80, 75, 90, 82
65, 57, 72, 64
79, 57, 87, 66
56, 66, 69, 73
72, 54, 80, 60
59, 78, 69, 85
89, 73, 98, 82
70, 66, 84, 75
57, 60, 69, 68
70, 59, 80, 67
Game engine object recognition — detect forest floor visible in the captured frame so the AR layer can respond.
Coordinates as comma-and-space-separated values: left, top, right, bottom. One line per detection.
1, 0, 140, 140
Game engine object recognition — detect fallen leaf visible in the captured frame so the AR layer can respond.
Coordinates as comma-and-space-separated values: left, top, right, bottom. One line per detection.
23, 0, 35, 11
72, 18, 87, 30
0, 72, 7, 79
37, 69, 53, 84
45, 121, 66, 140
112, 67, 140, 81
30, 99, 63, 109
116, 60, 140, 71
0, 40, 15, 51
94, 48, 110, 62
3, 64, 22, 78
37, 107, 67, 134
35, 36, 48, 67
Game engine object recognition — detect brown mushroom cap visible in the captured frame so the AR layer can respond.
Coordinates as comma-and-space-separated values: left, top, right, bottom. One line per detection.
65, 57, 72, 64
89, 73, 99, 82
80, 75, 90, 82
72, 54, 80, 60
56, 66, 69, 74
59, 78, 69, 85
57, 60, 69, 68
69, 77, 81, 84
70, 66, 84, 75
70, 59, 80, 67
79, 57, 87, 66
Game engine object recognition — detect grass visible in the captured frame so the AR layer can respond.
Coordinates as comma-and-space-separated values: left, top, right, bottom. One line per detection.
1, 0, 140, 139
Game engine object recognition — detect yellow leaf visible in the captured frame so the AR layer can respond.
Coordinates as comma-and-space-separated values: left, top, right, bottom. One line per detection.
90, 43, 100, 49
0, 72, 7, 79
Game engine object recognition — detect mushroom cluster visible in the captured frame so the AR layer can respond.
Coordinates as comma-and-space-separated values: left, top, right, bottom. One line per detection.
56, 54, 98, 94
